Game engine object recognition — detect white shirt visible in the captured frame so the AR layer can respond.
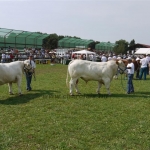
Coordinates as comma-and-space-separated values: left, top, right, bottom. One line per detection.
101, 56, 107, 62
113, 55, 117, 59
6, 54, 10, 58
2, 53, 6, 59
127, 63, 134, 74
140, 58, 149, 68
146, 56, 150, 62
29, 60, 36, 69
117, 57, 122, 60
108, 56, 112, 61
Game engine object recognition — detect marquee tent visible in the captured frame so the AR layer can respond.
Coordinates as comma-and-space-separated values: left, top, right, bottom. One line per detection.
134, 48, 150, 55
72, 50, 96, 60
72, 50, 96, 54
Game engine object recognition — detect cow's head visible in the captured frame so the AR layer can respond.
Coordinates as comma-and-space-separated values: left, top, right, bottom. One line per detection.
116, 60, 126, 74
23, 60, 33, 72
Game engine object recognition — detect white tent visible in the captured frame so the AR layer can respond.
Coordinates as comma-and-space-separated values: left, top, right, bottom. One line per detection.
72, 50, 96, 54
72, 50, 96, 60
134, 48, 150, 55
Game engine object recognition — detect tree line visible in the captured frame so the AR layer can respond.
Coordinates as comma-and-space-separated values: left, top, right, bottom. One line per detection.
42, 33, 135, 54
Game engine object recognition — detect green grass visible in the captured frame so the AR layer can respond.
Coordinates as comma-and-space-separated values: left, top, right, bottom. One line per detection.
0, 64, 150, 150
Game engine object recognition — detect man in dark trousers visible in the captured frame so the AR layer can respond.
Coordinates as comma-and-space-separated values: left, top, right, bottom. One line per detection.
25, 55, 36, 91
126, 58, 134, 94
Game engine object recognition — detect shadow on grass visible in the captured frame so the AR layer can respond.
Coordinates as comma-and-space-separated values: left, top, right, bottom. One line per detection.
72, 92, 150, 98
0, 90, 60, 105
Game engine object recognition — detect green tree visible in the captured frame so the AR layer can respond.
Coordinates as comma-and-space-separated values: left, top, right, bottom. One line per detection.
113, 39, 129, 54
129, 39, 135, 47
43, 33, 59, 49
88, 41, 96, 50
58, 35, 64, 40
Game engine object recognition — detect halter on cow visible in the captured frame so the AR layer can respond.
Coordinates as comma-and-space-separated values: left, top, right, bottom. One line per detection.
23, 61, 36, 80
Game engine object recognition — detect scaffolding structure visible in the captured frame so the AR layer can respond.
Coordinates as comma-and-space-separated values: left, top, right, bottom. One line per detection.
0, 28, 49, 49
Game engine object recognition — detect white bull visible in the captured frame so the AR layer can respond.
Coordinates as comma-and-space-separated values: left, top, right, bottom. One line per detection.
66, 59, 126, 95
0, 60, 32, 95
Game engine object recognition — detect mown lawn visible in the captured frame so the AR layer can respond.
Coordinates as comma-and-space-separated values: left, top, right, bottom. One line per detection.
0, 63, 150, 150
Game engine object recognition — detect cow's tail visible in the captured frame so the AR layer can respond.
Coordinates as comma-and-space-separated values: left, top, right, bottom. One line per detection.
66, 60, 74, 87
66, 67, 69, 87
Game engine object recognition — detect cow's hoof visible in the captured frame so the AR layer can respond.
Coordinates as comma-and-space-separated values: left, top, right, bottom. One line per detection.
9, 92, 14, 95
70, 93, 74, 96
19, 93, 23, 96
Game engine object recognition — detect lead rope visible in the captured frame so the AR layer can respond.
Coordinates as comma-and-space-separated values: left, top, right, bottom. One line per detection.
31, 60, 36, 81
33, 71, 36, 81
120, 73, 127, 91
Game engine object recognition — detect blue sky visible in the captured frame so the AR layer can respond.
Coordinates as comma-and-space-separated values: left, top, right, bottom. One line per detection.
0, 0, 150, 44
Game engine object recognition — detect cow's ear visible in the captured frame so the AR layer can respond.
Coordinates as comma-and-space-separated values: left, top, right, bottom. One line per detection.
122, 59, 127, 64
122, 59, 125, 63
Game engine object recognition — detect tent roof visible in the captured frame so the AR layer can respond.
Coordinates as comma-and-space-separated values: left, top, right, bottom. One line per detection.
72, 50, 96, 54
134, 48, 150, 54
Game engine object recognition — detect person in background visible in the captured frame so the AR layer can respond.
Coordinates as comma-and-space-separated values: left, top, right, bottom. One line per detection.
1, 52, 6, 63
112, 54, 117, 59
135, 57, 141, 79
126, 58, 134, 94
101, 54, 107, 62
108, 55, 112, 61
139, 54, 149, 80
25, 55, 36, 91
146, 54, 150, 75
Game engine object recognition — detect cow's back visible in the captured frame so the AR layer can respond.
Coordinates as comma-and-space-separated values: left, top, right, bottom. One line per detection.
68, 59, 118, 81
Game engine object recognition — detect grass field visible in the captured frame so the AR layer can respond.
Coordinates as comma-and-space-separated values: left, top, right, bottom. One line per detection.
0, 63, 150, 150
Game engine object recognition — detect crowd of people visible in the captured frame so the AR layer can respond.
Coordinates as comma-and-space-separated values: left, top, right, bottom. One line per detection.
0, 47, 135, 64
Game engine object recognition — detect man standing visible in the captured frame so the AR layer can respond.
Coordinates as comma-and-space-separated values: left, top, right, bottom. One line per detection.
135, 57, 141, 79
146, 54, 150, 75
126, 58, 134, 94
101, 54, 107, 62
139, 54, 149, 80
1, 52, 6, 63
25, 55, 36, 91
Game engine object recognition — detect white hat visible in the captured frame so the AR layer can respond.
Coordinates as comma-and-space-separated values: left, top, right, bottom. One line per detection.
127, 57, 132, 60
117, 57, 121, 60
136, 57, 140, 61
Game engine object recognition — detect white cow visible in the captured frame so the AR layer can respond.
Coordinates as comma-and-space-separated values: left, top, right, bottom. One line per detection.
66, 59, 126, 95
0, 60, 32, 95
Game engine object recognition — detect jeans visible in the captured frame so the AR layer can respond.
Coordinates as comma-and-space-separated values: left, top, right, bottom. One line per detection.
147, 64, 149, 75
139, 67, 147, 80
26, 72, 32, 90
1, 58, 5, 63
127, 74, 134, 93
136, 69, 140, 79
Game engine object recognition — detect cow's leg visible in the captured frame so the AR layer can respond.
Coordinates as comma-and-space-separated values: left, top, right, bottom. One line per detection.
103, 79, 111, 95
17, 78, 22, 95
69, 78, 74, 95
97, 81, 102, 94
75, 79, 81, 94
69, 78, 78, 95
8, 83, 13, 95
